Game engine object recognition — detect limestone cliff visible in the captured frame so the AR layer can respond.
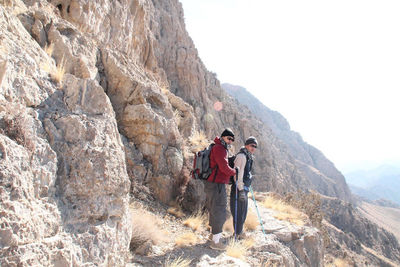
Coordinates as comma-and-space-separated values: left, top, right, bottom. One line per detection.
0, 0, 398, 266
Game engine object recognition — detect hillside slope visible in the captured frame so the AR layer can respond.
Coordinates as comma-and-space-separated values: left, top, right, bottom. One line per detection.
0, 0, 399, 266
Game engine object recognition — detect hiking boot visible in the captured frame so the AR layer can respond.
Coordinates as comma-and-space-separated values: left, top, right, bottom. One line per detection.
208, 234, 213, 241
209, 240, 226, 250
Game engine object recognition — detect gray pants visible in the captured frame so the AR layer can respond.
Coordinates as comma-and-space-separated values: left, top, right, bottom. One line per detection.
204, 181, 227, 234
230, 184, 248, 235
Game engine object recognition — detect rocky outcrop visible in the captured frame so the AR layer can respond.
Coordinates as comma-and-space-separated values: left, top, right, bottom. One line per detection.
1, 0, 398, 266
0, 2, 131, 266
321, 195, 400, 265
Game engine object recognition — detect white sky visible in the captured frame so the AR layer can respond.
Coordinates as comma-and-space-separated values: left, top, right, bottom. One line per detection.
180, 0, 400, 172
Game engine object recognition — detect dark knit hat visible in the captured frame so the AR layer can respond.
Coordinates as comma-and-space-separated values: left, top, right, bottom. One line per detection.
245, 136, 258, 146
221, 128, 235, 138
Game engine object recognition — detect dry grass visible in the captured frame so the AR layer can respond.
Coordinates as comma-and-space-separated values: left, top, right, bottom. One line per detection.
160, 86, 169, 95
175, 232, 197, 247
164, 256, 192, 267
325, 257, 353, 267
51, 56, 66, 85
167, 206, 184, 218
244, 210, 259, 231
173, 109, 182, 126
188, 131, 209, 152
242, 237, 256, 249
130, 205, 169, 251
183, 212, 206, 232
226, 239, 251, 260
262, 196, 307, 226
44, 43, 54, 57
223, 216, 234, 233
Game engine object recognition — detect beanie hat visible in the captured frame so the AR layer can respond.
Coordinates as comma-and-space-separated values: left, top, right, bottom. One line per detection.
245, 136, 258, 146
221, 128, 235, 138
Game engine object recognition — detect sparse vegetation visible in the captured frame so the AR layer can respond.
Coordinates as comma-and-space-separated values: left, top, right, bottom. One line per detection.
130, 204, 169, 252
325, 257, 354, 267
51, 56, 66, 85
262, 195, 307, 226
173, 109, 182, 126
188, 130, 209, 152
183, 212, 206, 232
223, 216, 234, 233
44, 43, 54, 57
175, 232, 197, 247
167, 206, 184, 218
160, 86, 169, 95
226, 239, 250, 260
164, 256, 192, 267
242, 237, 255, 249
244, 210, 258, 231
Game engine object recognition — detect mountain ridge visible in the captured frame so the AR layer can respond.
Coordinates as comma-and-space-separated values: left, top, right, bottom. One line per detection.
0, 0, 399, 266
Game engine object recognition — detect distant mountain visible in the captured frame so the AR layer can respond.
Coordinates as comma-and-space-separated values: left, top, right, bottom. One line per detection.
345, 165, 400, 205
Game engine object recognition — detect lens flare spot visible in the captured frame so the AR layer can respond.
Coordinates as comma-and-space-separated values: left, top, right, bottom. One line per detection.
214, 101, 223, 111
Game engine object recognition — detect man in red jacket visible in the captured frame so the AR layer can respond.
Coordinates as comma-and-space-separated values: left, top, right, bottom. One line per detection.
205, 128, 238, 250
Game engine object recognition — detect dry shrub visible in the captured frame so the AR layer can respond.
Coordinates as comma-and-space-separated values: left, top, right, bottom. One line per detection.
51, 56, 66, 85
244, 210, 258, 231
183, 212, 206, 232
283, 190, 330, 246
44, 43, 54, 57
164, 256, 192, 267
243, 237, 255, 249
173, 109, 182, 126
262, 196, 307, 226
160, 86, 169, 95
188, 131, 209, 152
175, 232, 197, 247
167, 206, 184, 218
223, 216, 234, 233
130, 205, 169, 252
226, 239, 250, 260
283, 190, 324, 227
325, 257, 353, 267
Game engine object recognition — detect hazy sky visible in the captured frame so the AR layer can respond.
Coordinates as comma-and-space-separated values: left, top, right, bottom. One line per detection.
180, 0, 400, 172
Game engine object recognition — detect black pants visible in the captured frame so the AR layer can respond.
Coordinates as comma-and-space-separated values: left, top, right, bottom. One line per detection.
230, 184, 248, 235
204, 181, 227, 234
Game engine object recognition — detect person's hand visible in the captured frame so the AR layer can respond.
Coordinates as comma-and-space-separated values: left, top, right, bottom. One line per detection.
239, 190, 246, 202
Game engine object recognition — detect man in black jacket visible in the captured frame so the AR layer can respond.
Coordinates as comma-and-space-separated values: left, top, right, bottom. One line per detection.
230, 136, 258, 239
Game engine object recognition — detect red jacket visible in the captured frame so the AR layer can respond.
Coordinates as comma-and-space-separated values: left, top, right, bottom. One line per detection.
208, 137, 236, 184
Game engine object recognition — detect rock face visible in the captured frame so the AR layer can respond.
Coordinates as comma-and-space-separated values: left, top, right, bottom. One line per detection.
0, 0, 398, 266
321, 196, 400, 264
0, 2, 131, 266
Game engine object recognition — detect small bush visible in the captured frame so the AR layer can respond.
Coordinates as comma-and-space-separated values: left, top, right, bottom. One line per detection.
244, 210, 258, 231
51, 56, 66, 85
130, 205, 169, 252
167, 206, 184, 218
223, 216, 234, 233
262, 196, 307, 226
173, 109, 182, 126
188, 131, 209, 152
175, 232, 197, 247
164, 256, 191, 267
183, 212, 206, 232
226, 239, 249, 260
44, 43, 54, 57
